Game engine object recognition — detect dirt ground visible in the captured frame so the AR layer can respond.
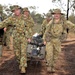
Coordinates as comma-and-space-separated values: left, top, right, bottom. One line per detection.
0, 33, 75, 75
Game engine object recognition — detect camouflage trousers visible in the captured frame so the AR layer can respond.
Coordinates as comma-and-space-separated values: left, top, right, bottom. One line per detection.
6, 29, 13, 49
46, 38, 61, 68
2, 31, 11, 48
2, 32, 6, 45
13, 33, 27, 68
6, 31, 11, 48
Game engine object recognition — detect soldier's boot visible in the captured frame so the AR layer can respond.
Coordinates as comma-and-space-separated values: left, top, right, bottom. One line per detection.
47, 66, 55, 73
21, 67, 26, 73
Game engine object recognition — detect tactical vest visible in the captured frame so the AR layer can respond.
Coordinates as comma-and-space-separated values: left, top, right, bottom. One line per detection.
45, 19, 67, 42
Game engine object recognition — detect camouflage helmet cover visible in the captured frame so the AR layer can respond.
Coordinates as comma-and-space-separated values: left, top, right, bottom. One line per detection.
46, 13, 52, 18
23, 7, 30, 12
10, 5, 21, 12
51, 9, 64, 15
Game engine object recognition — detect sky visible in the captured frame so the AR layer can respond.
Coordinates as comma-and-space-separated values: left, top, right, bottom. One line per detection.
0, 0, 67, 14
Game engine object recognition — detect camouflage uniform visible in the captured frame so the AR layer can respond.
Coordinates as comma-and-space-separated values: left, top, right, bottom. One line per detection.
43, 9, 75, 72
0, 5, 7, 57
1, 13, 7, 46
40, 13, 52, 36
5, 26, 13, 50
0, 5, 31, 73
23, 7, 34, 36
0, 5, 7, 44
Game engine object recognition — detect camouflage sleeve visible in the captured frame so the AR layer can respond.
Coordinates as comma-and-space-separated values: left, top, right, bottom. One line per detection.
66, 20, 75, 32
43, 22, 51, 41
29, 17, 35, 35
24, 24, 33, 39
25, 27, 32, 39
43, 20, 53, 41
40, 20, 46, 35
0, 17, 12, 28
28, 16, 34, 28
30, 18, 35, 35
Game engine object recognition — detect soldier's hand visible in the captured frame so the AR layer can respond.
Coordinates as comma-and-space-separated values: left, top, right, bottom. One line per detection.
4, 27, 7, 32
44, 41, 46, 45
28, 38, 31, 43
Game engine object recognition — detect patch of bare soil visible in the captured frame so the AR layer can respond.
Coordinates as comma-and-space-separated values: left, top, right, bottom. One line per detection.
0, 33, 75, 75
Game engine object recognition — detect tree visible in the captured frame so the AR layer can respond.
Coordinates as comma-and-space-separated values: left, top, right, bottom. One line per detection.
29, 6, 44, 24
31, 12, 44, 24
52, 0, 75, 20
69, 13, 75, 24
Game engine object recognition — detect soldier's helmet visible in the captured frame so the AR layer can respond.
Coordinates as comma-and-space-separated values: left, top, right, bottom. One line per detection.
10, 5, 22, 12
46, 13, 52, 18
23, 7, 30, 13
51, 9, 64, 15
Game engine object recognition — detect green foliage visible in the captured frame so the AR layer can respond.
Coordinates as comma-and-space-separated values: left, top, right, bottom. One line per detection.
31, 12, 44, 24
29, 6, 36, 10
69, 14, 75, 24
52, 0, 60, 2
33, 24, 41, 32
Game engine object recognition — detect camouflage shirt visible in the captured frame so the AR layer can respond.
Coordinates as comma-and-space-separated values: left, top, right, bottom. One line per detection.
40, 19, 51, 35
0, 14, 31, 39
43, 19, 75, 42
24, 15, 34, 36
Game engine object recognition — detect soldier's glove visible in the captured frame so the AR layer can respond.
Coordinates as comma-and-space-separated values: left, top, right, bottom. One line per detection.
4, 28, 7, 32
44, 41, 46, 45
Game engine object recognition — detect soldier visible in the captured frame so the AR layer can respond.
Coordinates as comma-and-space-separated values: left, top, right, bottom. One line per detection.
40, 13, 52, 36
0, 5, 31, 74
4, 25, 13, 50
0, 5, 7, 57
0, 5, 3, 57
23, 7, 34, 36
43, 9, 75, 73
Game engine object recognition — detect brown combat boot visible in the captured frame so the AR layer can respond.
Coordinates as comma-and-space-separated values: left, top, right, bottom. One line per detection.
47, 66, 55, 73
21, 67, 26, 73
